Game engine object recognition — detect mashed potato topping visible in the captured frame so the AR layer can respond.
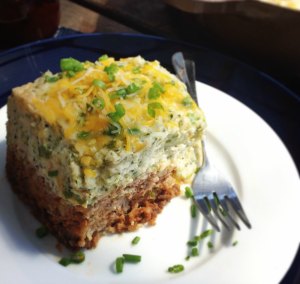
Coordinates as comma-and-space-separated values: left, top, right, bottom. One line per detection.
10, 55, 205, 206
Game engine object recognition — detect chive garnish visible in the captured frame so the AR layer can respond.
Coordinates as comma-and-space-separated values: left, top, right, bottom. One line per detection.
191, 247, 199, 256
93, 79, 106, 89
191, 203, 197, 218
105, 121, 122, 136
35, 226, 48, 238
147, 102, 163, 118
92, 97, 105, 110
107, 103, 125, 122
70, 251, 85, 264
98, 54, 108, 61
58, 251, 85, 267
182, 97, 193, 107
207, 241, 214, 249
48, 170, 58, 177
187, 240, 198, 247
59, 257, 72, 267
184, 186, 193, 198
148, 82, 164, 99
45, 74, 60, 83
122, 254, 141, 263
126, 83, 140, 94
104, 63, 118, 82
77, 131, 90, 139
115, 257, 124, 273
197, 229, 214, 241
232, 240, 238, 246
131, 236, 141, 245
185, 256, 190, 261
168, 264, 184, 273
60, 58, 84, 76
132, 66, 141, 74
128, 128, 141, 135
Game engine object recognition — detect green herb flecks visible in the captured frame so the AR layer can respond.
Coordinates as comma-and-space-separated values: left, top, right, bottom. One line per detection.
232, 240, 238, 246
60, 57, 84, 77
104, 63, 119, 82
38, 145, 52, 159
48, 170, 58, 177
147, 102, 163, 118
197, 229, 214, 241
107, 103, 125, 122
168, 264, 184, 273
131, 236, 141, 245
110, 83, 141, 99
207, 241, 214, 249
35, 226, 49, 238
148, 82, 165, 99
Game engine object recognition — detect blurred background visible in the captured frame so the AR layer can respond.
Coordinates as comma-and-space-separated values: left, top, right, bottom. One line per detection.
1, 0, 300, 95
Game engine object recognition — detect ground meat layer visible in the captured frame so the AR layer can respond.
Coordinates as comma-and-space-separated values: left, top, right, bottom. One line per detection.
6, 147, 180, 250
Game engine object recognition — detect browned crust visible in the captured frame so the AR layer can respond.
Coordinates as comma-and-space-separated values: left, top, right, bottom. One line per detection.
6, 146, 180, 250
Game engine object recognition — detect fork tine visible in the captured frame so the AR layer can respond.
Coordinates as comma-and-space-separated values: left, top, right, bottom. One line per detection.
218, 195, 241, 230
207, 194, 231, 231
226, 193, 252, 229
194, 197, 221, 232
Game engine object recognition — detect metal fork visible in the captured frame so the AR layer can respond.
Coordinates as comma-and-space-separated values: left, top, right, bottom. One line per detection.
172, 52, 251, 231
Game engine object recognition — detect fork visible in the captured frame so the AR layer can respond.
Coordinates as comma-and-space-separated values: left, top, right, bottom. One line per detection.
172, 52, 252, 231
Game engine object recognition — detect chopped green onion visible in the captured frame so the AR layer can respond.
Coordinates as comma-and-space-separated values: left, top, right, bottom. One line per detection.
60, 58, 84, 75
122, 254, 141, 263
107, 103, 125, 122
131, 236, 141, 245
191, 203, 197, 218
148, 82, 165, 99
182, 97, 193, 107
38, 145, 52, 159
168, 264, 184, 273
197, 229, 214, 241
115, 257, 124, 273
35, 226, 48, 238
184, 186, 193, 198
191, 247, 199, 256
77, 131, 90, 139
98, 54, 109, 61
59, 257, 72, 267
185, 256, 190, 261
132, 66, 141, 74
105, 121, 122, 136
48, 170, 58, 177
128, 128, 141, 135
147, 102, 163, 118
93, 79, 106, 89
104, 63, 118, 82
207, 241, 214, 249
187, 240, 198, 247
45, 74, 60, 83
232, 240, 238, 246
70, 251, 85, 264
126, 83, 140, 94
92, 97, 105, 110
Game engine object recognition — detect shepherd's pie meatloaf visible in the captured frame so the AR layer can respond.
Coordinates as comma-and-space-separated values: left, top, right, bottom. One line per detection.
6, 55, 205, 249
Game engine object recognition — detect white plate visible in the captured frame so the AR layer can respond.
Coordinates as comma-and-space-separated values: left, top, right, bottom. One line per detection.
0, 82, 299, 284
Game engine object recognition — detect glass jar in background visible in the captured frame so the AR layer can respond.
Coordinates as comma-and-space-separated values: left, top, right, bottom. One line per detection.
0, 0, 60, 49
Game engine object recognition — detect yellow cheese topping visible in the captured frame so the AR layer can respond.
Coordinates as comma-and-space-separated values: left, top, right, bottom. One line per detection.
30, 55, 201, 157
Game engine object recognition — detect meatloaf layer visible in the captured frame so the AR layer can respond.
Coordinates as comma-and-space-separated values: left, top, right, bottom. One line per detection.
7, 146, 179, 249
